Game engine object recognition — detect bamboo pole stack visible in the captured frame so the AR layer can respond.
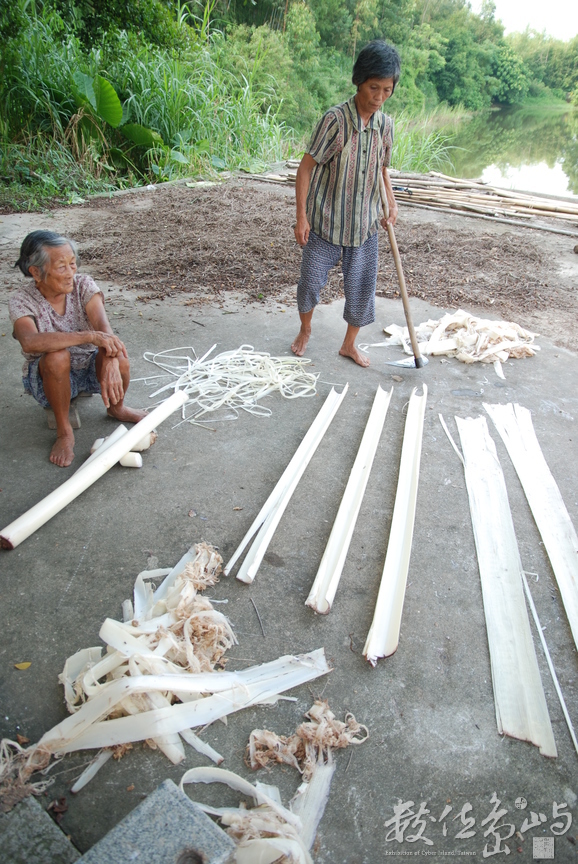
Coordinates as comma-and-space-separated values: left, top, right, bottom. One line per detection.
388, 171, 578, 224
281, 163, 578, 228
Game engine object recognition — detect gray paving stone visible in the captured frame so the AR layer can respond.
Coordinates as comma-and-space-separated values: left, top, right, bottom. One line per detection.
0, 796, 80, 864
78, 779, 235, 864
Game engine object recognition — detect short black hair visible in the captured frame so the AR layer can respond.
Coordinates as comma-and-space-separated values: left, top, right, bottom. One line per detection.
352, 40, 401, 90
15, 230, 78, 278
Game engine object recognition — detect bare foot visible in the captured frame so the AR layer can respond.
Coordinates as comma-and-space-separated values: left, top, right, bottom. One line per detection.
50, 432, 75, 467
107, 405, 148, 423
339, 344, 371, 367
291, 329, 311, 356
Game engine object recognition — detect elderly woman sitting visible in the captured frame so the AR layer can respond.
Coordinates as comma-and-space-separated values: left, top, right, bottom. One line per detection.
9, 230, 146, 468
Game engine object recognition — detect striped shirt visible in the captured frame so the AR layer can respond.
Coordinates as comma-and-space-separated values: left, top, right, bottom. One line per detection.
306, 95, 393, 247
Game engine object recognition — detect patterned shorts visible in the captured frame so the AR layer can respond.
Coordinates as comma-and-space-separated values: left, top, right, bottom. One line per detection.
297, 230, 379, 328
23, 350, 101, 408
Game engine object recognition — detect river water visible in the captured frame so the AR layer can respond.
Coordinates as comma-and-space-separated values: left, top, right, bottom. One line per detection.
446, 104, 578, 199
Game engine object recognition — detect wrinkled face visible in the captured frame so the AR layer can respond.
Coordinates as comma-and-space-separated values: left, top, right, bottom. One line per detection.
355, 77, 395, 116
31, 244, 77, 295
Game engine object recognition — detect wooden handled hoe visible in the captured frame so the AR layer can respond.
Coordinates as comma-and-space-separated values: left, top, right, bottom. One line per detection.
379, 174, 427, 368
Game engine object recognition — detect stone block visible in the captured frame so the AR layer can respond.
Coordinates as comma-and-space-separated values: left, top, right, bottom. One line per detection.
0, 796, 80, 864
79, 779, 235, 864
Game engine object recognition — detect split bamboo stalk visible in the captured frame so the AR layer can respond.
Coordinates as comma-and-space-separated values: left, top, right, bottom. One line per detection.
484, 402, 578, 652
225, 386, 348, 583
399, 200, 578, 238
306, 386, 392, 614
0, 391, 188, 549
456, 414, 557, 757
363, 386, 427, 665
395, 190, 578, 222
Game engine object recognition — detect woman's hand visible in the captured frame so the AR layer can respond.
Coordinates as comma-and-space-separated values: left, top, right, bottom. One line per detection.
98, 355, 124, 408
381, 168, 398, 228
385, 196, 398, 227
90, 330, 128, 358
294, 216, 311, 247
294, 154, 316, 247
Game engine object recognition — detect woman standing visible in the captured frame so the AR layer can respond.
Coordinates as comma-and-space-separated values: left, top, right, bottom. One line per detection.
291, 40, 400, 366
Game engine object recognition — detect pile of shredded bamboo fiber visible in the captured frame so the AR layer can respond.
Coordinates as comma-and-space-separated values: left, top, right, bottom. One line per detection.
0, 544, 331, 810
180, 703, 368, 862
372, 310, 539, 378
136, 344, 318, 426
247, 700, 369, 781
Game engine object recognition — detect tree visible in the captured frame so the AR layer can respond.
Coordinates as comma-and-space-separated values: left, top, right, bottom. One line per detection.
490, 44, 529, 104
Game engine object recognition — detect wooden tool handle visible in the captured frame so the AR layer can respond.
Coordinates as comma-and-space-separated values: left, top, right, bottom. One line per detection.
379, 174, 424, 368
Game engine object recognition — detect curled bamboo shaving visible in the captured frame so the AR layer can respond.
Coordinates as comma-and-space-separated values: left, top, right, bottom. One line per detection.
1, 545, 331, 809
0, 543, 233, 805
362, 310, 539, 378
180, 766, 313, 864
207, 702, 368, 858
247, 700, 369, 781
138, 344, 319, 426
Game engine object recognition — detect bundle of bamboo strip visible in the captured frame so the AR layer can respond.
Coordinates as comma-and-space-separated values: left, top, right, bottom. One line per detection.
388, 171, 578, 224
253, 164, 578, 236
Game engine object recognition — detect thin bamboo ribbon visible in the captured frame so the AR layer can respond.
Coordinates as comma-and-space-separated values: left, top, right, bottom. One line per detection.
0, 390, 188, 549
378, 174, 424, 368
137, 344, 318, 426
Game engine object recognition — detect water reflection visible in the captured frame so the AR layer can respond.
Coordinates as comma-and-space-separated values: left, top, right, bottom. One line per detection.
448, 105, 578, 198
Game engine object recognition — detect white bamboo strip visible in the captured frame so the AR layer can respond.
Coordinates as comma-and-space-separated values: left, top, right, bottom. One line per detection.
521, 571, 578, 756
456, 415, 556, 756
179, 729, 224, 764
225, 386, 346, 576
438, 414, 465, 465
290, 759, 336, 850
152, 546, 198, 604
225, 386, 348, 583
70, 749, 113, 793
39, 649, 330, 753
484, 402, 578, 653
0, 390, 188, 549
42, 670, 250, 748
306, 386, 392, 614
363, 386, 427, 665
180, 766, 301, 829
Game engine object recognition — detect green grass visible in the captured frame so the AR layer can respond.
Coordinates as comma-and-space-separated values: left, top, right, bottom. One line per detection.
0, 6, 459, 210
390, 111, 455, 173
0, 135, 119, 211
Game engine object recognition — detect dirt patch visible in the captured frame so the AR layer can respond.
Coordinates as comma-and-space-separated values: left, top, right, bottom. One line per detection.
4, 179, 578, 347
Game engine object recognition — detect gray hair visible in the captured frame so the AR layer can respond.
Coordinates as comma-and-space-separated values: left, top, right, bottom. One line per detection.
15, 230, 79, 278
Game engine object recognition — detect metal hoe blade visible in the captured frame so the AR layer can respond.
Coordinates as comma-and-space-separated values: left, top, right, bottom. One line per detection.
385, 355, 429, 368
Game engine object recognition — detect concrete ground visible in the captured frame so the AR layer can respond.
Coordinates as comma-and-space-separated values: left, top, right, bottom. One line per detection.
1, 227, 578, 861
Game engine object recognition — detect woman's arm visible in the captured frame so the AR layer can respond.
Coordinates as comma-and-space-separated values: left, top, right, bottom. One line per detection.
381, 167, 398, 227
294, 153, 317, 247
84, 293, 128, 357
12, 314, 124, 356
84, 293, 128, 407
